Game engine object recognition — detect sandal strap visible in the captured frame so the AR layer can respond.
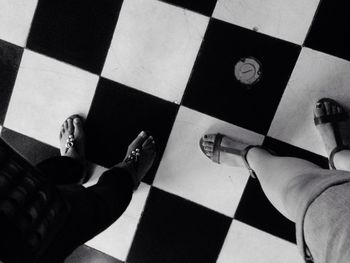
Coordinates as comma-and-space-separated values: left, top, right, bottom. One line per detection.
212, 134, 223, 164
241, 146, 259, 178
125, 147, 142, 190
65, 134, 75, 154
314, 112, 348, 126
329, 145, 350, 170
241, 145, 276, 178
212, 134, 245, 163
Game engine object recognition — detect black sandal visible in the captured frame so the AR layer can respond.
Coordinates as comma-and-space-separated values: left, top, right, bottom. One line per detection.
124, 147, 142, 190
61, 115, 87, 183
314, 98, 350, 169
123, 131, 154, 191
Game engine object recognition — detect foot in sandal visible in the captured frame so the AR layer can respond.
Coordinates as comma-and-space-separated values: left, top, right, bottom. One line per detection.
200, 134, 248, 167
199, 133, 270, 178
314, 98, 350, 169
60, 115, 86, 163
118, 131, 157, 190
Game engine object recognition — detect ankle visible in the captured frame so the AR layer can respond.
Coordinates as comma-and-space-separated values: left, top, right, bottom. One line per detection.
115, 162, 139, 189
332, 150, 350, 171
246, 146, 270, 161
245, 146, 273, 175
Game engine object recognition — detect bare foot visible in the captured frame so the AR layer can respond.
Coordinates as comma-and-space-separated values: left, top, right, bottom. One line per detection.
59, 115, 86, 163
118, 131, 156, 189
200, 133, 248, 167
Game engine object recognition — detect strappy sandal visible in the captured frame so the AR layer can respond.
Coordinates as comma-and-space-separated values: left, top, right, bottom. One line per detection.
63, 115, 84, 154
124, 147, 142, 190
314, 98, 350, 169
199, 134, 273, 179
62, 115, 87, 183
122, 131, 156, 191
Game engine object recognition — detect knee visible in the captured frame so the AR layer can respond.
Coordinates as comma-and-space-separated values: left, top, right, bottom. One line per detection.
282, 170, 323, 220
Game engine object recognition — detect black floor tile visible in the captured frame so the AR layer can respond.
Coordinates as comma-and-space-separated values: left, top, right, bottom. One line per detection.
263, 136, 329, 169
27, 0, 123, 74
305, 0, 350, 62
1, 127, 59, 165
85, 78, 179, 184
234, 177, 296, 244
159, 0, 217, 16
65, 245, 123, 263
0, 40, 23, 125
182, 19, 301, 135
127, 187, 231, 263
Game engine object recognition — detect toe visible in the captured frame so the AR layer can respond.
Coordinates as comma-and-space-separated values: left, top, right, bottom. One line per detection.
203, 134, 215, 143
204, 145, 213, 152
59, 131, 63, 139
324, 101, 331, 115
202, 141, 213, 147
64, 119, 69, 130
315, 101, 326, 117
67, 118, 74, 134
131, 131, 148, 149
73, 117, 82, 136
332, 104, 338, 115
206, 151, 213, 157
337, 105, 343, 114
142, 136, 154, 149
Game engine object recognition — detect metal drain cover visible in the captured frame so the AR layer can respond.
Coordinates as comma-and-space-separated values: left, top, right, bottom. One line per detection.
234, 57, 262, 86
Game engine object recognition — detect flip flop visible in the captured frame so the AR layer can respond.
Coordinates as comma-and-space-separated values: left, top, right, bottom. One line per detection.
61, 115, 87, 183
314, 98, 350, 169
124, 131, 155, 190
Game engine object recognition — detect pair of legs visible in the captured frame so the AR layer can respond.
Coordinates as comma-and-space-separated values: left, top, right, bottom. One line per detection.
35, 116, 156, 262
201, 99, 350, 221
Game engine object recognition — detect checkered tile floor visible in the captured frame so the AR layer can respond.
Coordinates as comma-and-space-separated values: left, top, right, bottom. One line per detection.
0, 0, 349, 262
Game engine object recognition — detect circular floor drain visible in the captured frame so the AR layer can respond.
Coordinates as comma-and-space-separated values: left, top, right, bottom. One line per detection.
234, 57, 262, 86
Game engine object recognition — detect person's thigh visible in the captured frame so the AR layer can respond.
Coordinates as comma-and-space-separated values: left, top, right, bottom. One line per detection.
304, 182, 350, 263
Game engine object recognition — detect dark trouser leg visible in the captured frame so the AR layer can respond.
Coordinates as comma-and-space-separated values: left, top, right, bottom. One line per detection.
36, 158, 133, 263
36, 156, 84, 185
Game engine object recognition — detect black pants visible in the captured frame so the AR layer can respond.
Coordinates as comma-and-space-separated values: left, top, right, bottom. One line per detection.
35, 156, 133, 263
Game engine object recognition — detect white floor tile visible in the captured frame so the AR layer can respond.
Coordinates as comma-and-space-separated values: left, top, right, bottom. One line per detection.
0, 0, 38, 46
213, 0, 320, 44
217, 220, 303, 263
153, 106, 264, 217
102, 0, 209, 103
4, 49, 99, 147
85, 165, 150, 261
268, 48, 350, 156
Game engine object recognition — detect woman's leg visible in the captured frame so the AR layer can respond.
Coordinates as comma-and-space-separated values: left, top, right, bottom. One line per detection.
201, 99, 350, 222
246, 148, 322, 221
40, 131, 156, 262
40, 167, 134, 263
201, 133, 327, 222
